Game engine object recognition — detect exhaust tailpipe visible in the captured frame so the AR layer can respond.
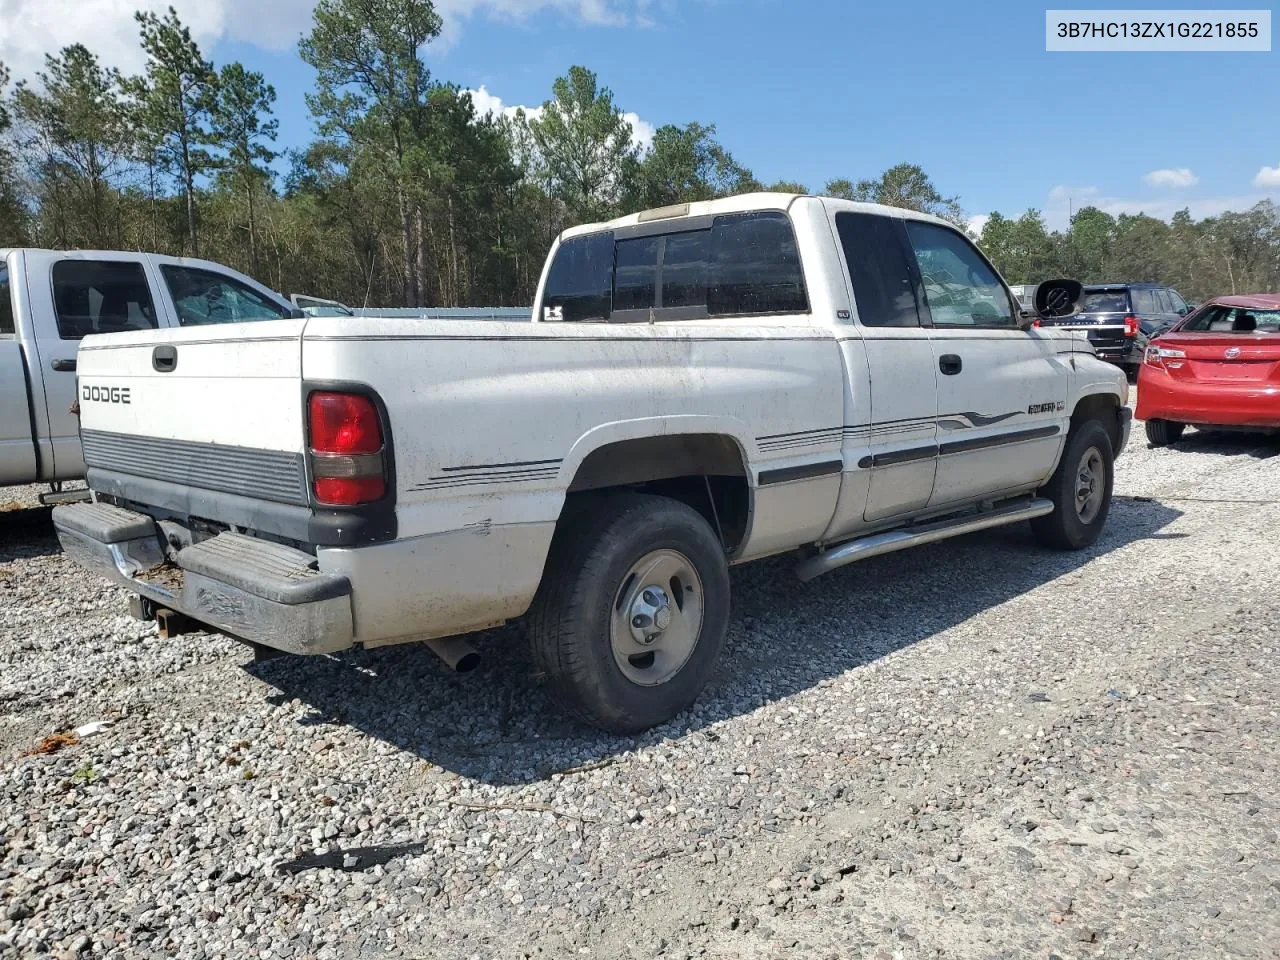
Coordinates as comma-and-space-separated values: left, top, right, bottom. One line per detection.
423, 635, 481, 673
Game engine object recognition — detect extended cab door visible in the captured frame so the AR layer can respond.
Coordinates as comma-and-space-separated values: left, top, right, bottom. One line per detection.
22, 252, 163, 480
900, 221, 1067, 509
829, 210, 939, 525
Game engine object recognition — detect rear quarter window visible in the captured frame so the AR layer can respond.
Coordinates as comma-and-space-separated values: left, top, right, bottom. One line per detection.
707, 212, 808, 317
541, 233, 614, 322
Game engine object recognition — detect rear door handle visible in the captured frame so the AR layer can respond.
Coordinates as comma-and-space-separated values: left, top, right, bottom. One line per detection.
51, 358, 77, 373
939, 354, 962, 376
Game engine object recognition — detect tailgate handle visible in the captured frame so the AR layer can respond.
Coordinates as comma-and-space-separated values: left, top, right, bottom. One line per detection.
152, 345, 178, 373
50, 358, 76, 373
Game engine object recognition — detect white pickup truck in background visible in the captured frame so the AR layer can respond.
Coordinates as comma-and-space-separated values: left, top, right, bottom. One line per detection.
1, 249, 302, 497
54, 194, 1131, 733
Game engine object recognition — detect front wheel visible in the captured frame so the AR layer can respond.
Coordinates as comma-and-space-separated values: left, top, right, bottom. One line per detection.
1031, 420, 1114, 550
528, 494, 730, 734
1145, 418, 1185, 447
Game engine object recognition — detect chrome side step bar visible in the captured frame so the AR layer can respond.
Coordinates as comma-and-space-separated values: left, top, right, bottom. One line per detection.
795, 498, 1055, 582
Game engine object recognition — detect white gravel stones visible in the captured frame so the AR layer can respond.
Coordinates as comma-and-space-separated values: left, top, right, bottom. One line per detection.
2, 415, 1279, 958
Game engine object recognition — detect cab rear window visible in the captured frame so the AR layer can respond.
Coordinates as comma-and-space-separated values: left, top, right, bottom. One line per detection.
540, 211, 808, 322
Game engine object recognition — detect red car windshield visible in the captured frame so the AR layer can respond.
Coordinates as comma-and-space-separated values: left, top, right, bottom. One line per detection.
1182, 306, 1280, 334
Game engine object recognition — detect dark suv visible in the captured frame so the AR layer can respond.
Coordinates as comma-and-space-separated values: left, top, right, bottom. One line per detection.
1038, 282, 1193, 379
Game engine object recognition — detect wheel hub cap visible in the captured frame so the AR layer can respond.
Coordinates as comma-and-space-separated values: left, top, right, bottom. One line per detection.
1074, 446, 1105, 523
610, 549, 705, 687
629, 587, 673, 644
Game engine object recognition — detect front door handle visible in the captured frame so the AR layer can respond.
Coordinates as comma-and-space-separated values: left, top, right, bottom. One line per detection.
939, 354, 962, 376
51, 358, 77, 373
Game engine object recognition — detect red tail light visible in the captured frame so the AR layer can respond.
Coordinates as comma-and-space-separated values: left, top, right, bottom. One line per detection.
307, 391, 386, 505
1123, 315, 1139, 337
1144, 345, 1185, 369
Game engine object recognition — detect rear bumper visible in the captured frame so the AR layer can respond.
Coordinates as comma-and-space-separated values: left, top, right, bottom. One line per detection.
1135, 372, 1280, 428
1091, 337, 1142, 367
52, 502, 355, 654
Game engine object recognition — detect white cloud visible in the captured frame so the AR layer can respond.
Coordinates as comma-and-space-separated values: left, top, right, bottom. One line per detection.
1143, 167, 1198, 189
438, 0, 642, 29
465, 86, 544, 124
1253, 164, 1280, 188
0, 0, 314, 79
0, 0, 653, 81
465, 85, 655, 150
622, 111, 656, 151
1042, 183, 1271, 230
966, 213, 990, 238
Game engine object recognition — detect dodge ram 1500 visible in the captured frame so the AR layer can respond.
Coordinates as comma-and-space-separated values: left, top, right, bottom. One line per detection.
54, 193, 1130, 732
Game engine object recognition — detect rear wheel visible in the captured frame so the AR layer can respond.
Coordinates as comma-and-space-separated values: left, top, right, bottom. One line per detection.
1032, 420, 1114, 550
1145, 418, 1185, 447
529, 494, 730, 734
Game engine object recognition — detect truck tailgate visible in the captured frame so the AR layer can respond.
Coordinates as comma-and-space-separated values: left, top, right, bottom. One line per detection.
75, 322, 307, 507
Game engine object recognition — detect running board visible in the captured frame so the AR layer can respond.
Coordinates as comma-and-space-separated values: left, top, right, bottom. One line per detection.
795, 498, 1055, 582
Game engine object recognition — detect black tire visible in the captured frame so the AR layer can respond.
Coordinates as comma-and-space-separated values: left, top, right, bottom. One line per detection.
1145, 418, 1185, 447
528, 494, 730, 734
1031, 420, 1114, 551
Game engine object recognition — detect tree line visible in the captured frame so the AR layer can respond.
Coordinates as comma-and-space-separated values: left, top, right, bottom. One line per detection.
0, 0, 1275, 307
978, 203, 1280, 303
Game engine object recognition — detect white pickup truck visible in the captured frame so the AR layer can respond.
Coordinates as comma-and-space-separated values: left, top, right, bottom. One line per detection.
54, 194, 1131, 733
1, 249, 302, 496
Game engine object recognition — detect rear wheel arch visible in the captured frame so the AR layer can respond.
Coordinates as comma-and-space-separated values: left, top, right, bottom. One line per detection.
557, 432, 753, 554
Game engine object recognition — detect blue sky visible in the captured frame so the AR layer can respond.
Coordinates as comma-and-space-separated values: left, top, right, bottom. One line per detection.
5, 0, 1278, 230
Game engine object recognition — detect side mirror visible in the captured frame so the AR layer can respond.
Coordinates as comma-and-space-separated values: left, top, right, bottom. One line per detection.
1033, 278, 1084, 320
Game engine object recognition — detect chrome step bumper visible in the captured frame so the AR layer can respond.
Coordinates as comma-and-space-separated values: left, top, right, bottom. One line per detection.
52, 502, 354, 655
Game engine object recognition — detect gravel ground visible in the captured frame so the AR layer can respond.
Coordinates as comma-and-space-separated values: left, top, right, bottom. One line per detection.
2, 411, 1278, 960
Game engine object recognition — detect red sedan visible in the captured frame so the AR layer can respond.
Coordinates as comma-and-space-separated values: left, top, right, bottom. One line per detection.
1137, 293, 1280, 445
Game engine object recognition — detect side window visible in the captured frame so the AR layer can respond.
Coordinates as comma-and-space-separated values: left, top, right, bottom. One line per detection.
835, 212, 920, 327
541, 232, 613, 322
1168, 289, 1189, 314
903, 221, 1014, 327
707, 212, 808, 316
51, 261, 158, 340
1130, 288, 1156, 314
0, 266, 14, 336
1151, 288, 1172, 313
161, 266, 290, 326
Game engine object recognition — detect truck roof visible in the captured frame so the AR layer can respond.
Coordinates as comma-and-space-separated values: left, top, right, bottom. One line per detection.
559, 192, 958, 242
